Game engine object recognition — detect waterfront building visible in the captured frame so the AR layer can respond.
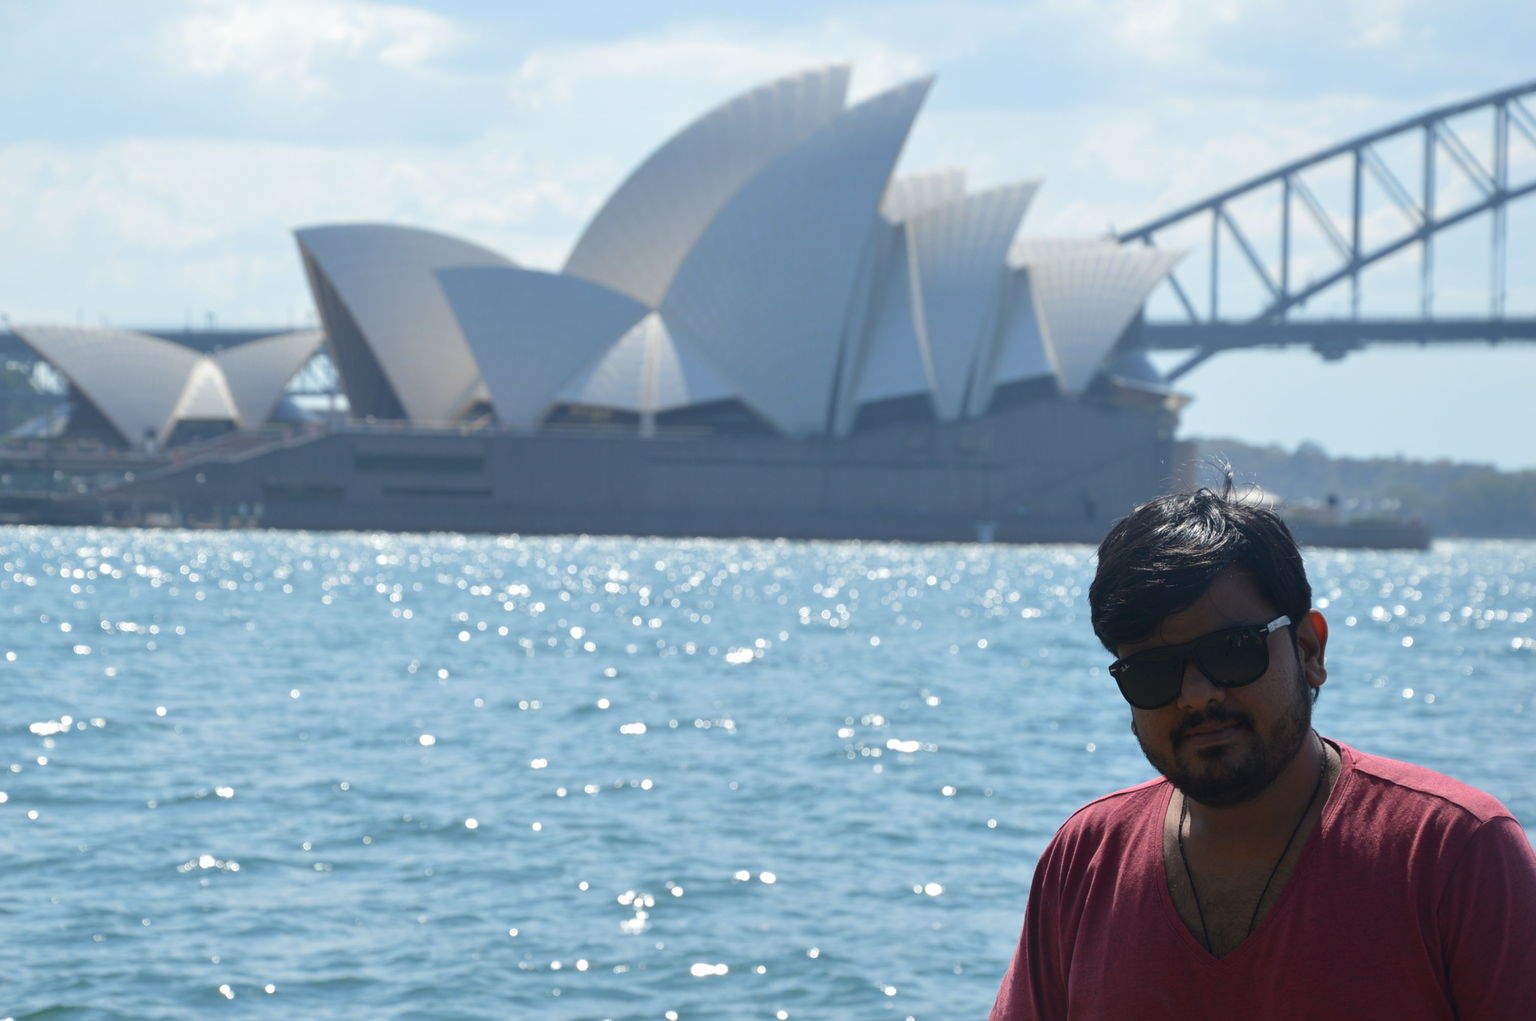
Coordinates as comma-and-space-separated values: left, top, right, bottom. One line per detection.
6, 66, 1189, 541
7, 324, 322, 448
296, 65, 1182, 444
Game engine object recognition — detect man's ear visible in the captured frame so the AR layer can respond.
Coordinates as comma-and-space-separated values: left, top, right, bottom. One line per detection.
1296, 609, 1328, 691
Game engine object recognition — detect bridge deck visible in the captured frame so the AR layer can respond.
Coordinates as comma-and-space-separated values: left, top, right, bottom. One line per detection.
1142, 317, 1536, 354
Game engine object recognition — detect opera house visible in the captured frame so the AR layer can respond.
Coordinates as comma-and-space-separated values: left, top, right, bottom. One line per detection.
9, 66, 1187, 540
7, 325, 322, 448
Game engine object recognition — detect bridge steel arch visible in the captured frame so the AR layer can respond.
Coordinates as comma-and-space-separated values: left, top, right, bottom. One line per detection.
1118, 79, 1536, 379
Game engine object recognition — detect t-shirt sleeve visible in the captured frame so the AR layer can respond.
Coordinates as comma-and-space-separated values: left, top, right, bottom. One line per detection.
1438, 815, 1536, 1020
988, 842, 1070, 1021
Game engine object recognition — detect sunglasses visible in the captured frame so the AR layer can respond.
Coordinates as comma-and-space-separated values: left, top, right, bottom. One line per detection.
1108, 615, 1292, 709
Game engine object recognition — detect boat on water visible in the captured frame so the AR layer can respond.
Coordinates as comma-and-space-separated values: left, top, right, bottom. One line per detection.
1275, 493, 1432, 551
1283, 514, 1433, 551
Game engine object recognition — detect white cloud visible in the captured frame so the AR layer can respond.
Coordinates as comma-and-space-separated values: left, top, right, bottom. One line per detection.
168, 0, 463, 95
1047, 0, 1275, 65
0, 134, 585, 323
1112, 0, 1242, 63
1347, 0, 1409, 49
5, 1, 1527, 333
505, 24, 928, 111
0, 18, 935, 323
898, 89, 1407, 236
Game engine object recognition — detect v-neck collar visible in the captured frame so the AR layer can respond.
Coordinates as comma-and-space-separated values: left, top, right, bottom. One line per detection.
1153, 738, 1351, 965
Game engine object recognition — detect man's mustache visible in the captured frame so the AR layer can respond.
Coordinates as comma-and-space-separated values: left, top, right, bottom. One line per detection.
1171, 705, 1254, 745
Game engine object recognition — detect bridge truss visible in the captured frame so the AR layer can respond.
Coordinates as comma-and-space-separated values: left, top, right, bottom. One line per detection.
1118, 79, 1536, 379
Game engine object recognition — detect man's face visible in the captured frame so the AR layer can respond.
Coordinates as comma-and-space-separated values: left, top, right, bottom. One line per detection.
1114, 566, 1327, 807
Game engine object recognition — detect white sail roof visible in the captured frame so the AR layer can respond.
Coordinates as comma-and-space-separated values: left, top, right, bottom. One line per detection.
881, 168, 966, 222
10, 325, 236, 444
563, 66, 851, 307
295, 224, 514, 425
847, 225, 931, 409
661, 76, 933, 436
174, 359, 240, 422
436, 266, 649, 428
558, 313, 736, 414
1012, 239, 1184, 395
967, 267, 1054, 414
280, 66, 1182, 439
211, 330, 324, 428
906, 181, 1038, 420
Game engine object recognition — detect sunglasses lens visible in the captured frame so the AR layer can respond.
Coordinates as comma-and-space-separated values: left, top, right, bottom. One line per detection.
1111, 625, 1276, 709
1112, 652, 1183, 709
1193, 628, 1272, 686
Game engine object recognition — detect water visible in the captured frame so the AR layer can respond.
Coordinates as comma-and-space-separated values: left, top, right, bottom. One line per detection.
3, 529, 1533, 1020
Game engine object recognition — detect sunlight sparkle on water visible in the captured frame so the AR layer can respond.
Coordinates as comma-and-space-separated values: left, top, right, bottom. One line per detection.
0, 530, 1528, 1020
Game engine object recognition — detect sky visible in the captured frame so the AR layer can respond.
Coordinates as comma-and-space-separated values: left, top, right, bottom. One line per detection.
2, 0, 1533, 468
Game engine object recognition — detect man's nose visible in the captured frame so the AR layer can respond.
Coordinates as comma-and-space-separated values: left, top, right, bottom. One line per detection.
1175, 658, 1226, 709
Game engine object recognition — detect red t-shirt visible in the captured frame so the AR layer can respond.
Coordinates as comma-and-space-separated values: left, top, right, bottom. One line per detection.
988, 741, 1536, 1020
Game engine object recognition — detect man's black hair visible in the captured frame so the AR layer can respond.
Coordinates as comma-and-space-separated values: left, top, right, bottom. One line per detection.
1089, 467, 1312, 655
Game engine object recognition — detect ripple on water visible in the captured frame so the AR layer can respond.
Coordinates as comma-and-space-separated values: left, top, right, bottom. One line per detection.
1, 529, 1532, 1017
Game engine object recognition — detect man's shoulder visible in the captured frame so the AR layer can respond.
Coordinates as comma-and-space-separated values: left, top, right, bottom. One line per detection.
1032, 778, 1168, 882
1341, 741, 1515, 825
1054, 776, 1168, 838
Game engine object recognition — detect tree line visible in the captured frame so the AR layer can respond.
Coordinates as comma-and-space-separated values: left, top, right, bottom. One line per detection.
1187, 438, 1536, 538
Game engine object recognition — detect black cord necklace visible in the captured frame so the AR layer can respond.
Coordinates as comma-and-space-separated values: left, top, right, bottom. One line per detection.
1177, 736, 1330, 955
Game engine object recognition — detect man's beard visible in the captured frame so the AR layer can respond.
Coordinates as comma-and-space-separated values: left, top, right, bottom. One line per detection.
1136, 677, 1313, 808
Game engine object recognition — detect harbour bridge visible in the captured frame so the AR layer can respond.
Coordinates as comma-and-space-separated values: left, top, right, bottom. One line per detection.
1119, 78, 1536, 380
3, 78, 1534, 398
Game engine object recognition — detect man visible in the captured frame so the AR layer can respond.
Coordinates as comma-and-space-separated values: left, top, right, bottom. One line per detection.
988, 484, 1536, 1019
